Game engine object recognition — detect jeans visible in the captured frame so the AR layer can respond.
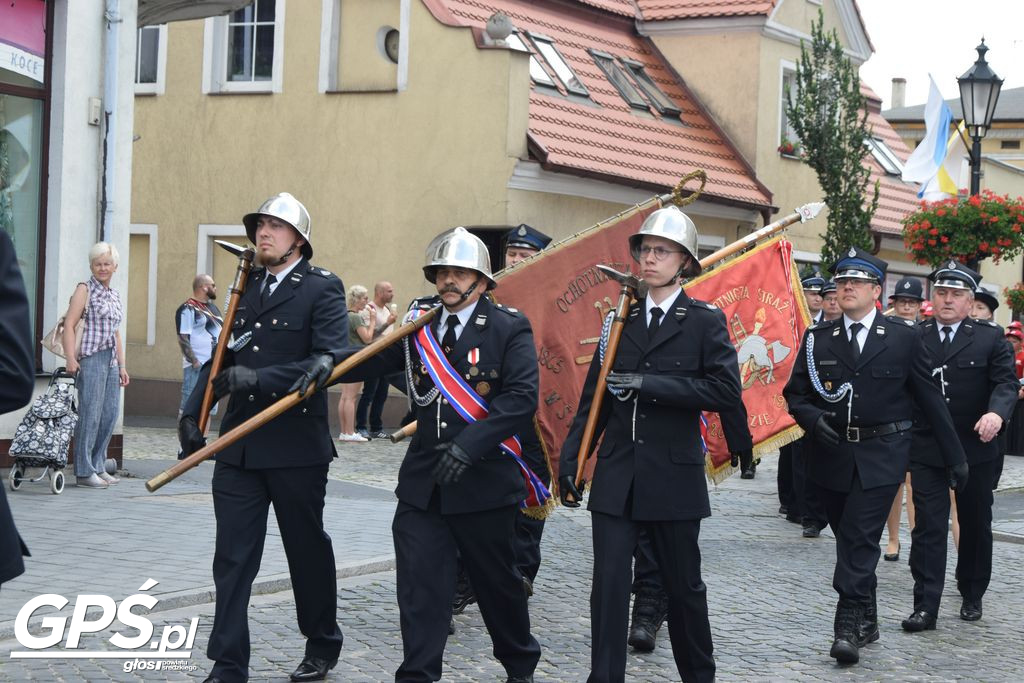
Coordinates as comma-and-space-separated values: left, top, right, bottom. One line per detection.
73, 348, 120, 478
181, 364, 201, 415
355, 372, 403, 432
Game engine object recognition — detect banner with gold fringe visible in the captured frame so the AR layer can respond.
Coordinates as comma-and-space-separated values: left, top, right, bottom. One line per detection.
685, 236, 810, 483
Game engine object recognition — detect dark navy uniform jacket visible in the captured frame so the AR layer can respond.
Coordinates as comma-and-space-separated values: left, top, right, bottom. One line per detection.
339, 295, 540, 515
911, 318, 1018, 467
559, 293, 743, 521
783, 312, 966, 492
184, 260, 347, 469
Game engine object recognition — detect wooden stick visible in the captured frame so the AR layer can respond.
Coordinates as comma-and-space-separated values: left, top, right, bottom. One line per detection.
147, 306, 440, 492
389, 422, 417, 443
198, 247, 254, 433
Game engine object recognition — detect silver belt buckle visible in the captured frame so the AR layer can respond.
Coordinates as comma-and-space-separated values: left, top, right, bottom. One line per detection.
846, 426, 860, 443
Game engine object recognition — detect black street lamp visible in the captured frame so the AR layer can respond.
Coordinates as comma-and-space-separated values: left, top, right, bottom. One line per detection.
957, 39, 1003, 195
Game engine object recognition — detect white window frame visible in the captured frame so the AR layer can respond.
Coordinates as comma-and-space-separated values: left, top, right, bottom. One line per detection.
528, 33, 589, 98
135, 25, 167, 95
505, 31, 556, 89
779, 60, 798, 147
318, 0, 411, 93
202, 0, 286, 94
864, 137, 904, 176
129, 224, 159, 346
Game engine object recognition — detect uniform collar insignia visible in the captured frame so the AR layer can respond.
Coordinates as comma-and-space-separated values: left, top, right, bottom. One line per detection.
832, 326, 842, 336
876, 326, 886, 335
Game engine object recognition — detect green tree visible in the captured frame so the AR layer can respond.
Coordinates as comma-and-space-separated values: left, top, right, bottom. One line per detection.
785, 9, 879, 267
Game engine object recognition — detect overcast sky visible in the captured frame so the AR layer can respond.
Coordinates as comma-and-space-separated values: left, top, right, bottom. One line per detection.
856, 0, 1024, 111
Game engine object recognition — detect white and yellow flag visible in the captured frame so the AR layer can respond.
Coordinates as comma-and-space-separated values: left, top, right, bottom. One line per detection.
901, 75, 966, 200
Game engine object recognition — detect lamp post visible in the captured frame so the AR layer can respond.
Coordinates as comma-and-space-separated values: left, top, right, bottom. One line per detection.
957, 39, 1003, 196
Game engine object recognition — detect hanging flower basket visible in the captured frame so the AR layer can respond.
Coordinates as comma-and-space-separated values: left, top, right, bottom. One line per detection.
902, 189, 1024, 267
1005, 283, 1024, 315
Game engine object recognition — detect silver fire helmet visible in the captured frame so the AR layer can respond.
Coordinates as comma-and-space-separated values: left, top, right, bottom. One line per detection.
423, 227, 496, 289
629, 205, 701, 277
243, 192, 313, 259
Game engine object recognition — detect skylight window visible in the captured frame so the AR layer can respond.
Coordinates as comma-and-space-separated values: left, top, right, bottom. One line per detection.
505, 32, 556, 88
529, 34, 589, 97
591, 51, 647, 110
864, 137, 904, 175
621, 59, 680, 117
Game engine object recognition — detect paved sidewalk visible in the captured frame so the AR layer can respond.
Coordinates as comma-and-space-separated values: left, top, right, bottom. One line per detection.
2, 427, 1023, 681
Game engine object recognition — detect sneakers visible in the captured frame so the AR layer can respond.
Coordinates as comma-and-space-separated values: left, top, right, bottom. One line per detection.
98, 471, 120, 485
356, 429, 370, 440
76, 474, 108, 489
371, 431, 390, 440
338, 432, 368, 442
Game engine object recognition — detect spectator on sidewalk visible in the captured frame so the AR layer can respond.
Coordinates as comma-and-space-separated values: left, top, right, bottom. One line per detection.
1, 230, 34, 588
355, 281, 398, 439
63, 242, 129, 489
338, 285, 373, 442
175, 274, 223, 418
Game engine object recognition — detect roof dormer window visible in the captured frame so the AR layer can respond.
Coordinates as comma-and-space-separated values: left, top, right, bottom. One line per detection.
621, 59, 680, 117
505, 32, 557, 89
864, 137, 904, 176
528, 33, 589, 97
591, 50, 647, 110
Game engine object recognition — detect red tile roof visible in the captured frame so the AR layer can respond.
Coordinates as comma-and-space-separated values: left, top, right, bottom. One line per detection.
574, 0, 638, 17
635, 0, 775, 21
427, 0, 773, 211
862, 84, 918, 236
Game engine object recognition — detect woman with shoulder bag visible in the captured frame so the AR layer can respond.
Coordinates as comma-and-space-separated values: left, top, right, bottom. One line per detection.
64, 242, 130, 488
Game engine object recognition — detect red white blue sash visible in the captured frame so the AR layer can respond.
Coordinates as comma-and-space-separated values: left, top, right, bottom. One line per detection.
409, 309, 551, 509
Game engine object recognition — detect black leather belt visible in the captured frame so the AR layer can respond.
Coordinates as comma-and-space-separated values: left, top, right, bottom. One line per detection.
845, 420, 913, 443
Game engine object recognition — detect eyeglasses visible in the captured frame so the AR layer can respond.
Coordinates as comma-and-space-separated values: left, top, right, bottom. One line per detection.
638, 245, 684, 261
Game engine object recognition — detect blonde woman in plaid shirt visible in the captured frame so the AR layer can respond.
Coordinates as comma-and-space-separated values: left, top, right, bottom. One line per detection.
63, 242, 129, 489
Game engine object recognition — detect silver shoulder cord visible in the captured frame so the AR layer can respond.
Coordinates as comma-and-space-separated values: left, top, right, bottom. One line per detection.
402, 312, 439, 408
805, 330, 854, 426
598, 310, 639, 440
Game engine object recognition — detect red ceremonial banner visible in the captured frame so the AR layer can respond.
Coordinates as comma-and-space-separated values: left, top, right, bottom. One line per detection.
686, 236, 809, 481
494, 200, 662, 484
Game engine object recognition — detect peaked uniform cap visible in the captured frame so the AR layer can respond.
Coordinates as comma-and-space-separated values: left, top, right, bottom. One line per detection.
889, 276, 924, 301
928, 260, 981, 291
829, 246, 887, 282
504, 224, 552, 252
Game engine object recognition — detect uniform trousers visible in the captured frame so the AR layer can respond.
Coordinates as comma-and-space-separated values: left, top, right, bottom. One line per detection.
820, 470, 899, 603
393, 497, 540, 682
791, 439, 828, 529
955, 458, 997, 602
208, 461, 342, 683
590, 512, 714, 683
777, 443, 795, 510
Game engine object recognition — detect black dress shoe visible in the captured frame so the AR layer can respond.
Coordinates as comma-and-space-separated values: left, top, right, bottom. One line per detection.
449, 617, 455, 634
779, 504, 789, 515
202, 677, 227, 683
802, 524, 820, 538
829, 637, 859, 664
506, 675, 534, 683
290, 655, 338, 682
785, 513, 801, 525
740, 465, 756, 479
960, 599, 983, 621
883, 542, 900, 561
901, 610, 937, 632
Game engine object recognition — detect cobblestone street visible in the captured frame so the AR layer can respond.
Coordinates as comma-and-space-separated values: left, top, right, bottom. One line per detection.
2, 427, 1024, 681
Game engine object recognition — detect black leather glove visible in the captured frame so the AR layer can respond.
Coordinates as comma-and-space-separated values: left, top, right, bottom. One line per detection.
948, 462, 969, 491
432, 442, 472, 485
731, 449, 753, 469
178, 415, 206, 458
813, 413, 840, 447
212, 366, 259, 400
287, 353, 335, 397
559, 474, 585, 508
605, 372, 643, 392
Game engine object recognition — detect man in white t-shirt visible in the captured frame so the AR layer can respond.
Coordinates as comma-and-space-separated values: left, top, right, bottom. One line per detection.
176, 274, 223, 417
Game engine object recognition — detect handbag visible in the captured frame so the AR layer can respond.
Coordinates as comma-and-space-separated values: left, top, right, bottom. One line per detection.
41, 313, 84, 359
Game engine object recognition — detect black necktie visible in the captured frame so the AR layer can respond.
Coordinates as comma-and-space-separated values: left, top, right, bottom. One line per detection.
941, 325, 953, 356
648, 307, 663, 341
261, 274, 277, 305
848, 322, 863, 361
441, 316, 458, 357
